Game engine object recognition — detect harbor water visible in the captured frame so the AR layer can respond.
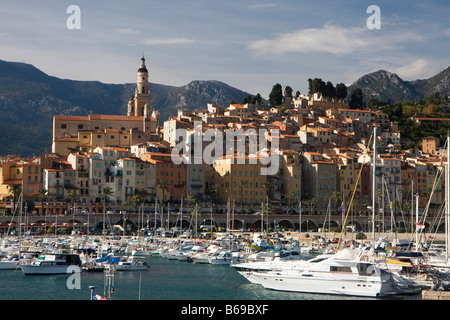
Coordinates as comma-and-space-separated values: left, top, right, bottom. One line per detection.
0, 254, 419, 301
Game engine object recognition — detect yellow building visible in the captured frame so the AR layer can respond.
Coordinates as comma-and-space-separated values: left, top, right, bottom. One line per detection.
0, 159, 41, 204
335, 155, 360, 201
213, 155, 268, 206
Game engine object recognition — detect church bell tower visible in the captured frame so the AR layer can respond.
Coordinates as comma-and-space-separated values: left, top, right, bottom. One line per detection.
128, 56, 152, 117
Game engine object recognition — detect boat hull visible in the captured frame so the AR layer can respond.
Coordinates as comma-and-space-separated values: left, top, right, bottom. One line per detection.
20, 264, 79, 275
115, 265, 147, 271
208, 258, 232, 265
239, 270, 394, 297
0, 261, 19, 270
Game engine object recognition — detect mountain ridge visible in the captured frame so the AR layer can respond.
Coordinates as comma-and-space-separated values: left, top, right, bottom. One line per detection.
347, 67, 450, 102
0, 58, 449, 157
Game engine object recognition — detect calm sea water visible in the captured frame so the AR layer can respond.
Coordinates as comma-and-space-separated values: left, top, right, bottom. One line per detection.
0, 255, 419, 302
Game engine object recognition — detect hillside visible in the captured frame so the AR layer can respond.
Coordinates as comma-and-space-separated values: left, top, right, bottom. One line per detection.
0, 58, 449, 157
0, 59, 252, 157
347, 68, 450, 103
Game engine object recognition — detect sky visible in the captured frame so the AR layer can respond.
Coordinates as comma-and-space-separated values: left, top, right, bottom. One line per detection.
0, 0, 449, 99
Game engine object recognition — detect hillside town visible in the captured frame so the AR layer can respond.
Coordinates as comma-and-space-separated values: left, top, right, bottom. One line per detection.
0, 57, 447, 224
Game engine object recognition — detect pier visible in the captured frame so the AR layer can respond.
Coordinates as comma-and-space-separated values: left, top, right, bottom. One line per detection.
0, 209, 446, 238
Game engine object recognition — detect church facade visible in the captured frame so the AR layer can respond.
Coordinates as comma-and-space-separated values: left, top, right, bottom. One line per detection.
52, 57, 160, 156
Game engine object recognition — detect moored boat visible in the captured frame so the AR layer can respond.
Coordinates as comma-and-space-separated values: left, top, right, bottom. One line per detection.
232, 248, 401, 297
0, 255, 20, 270
115, 256, 148, 271
20, 252, 82, 275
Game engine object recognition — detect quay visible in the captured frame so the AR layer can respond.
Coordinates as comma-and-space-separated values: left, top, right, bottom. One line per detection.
0, 210, 446, 238
422, 290, 450, 300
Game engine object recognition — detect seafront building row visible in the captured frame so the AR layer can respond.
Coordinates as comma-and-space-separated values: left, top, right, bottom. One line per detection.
0, 57, 447, 217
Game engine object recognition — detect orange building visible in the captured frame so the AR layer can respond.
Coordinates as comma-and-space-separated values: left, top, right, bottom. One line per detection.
141, 152, 187, 203
0, 159, 41, 204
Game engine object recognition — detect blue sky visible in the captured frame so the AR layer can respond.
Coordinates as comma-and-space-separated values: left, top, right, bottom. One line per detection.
0, 0, 449, 98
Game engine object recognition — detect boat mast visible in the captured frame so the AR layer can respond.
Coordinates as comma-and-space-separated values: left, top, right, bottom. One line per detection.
298, 201, 302, 240
415, 192, 419, 252
445, 137, 450, 260
372, 126, 377, 248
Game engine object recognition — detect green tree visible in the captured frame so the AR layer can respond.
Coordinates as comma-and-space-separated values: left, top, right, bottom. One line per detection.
283, 191, 295, 213
210, 184, 222, 208
349, 88, 364, 109
238, 180, 248, 208
7, 184, 22, 215
330, 191, 343, 210
157, 179, 168, 205
101, 186, 113, 235
324, 81, 336, 99
308, 78, 326, 96
335, 83, 348, 100
252, 93, 263, 105
284, 86, 293, 98
269, 83, 283, 106
310, 197, 318, 215
36, 187, 48, 216
130, 195, 143, 232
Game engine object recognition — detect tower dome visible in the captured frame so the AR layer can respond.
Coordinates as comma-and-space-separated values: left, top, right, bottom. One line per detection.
138, 56, 148, 73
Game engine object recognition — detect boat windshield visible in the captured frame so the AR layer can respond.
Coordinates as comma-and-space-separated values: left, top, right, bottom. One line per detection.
357, 263, 379, 276
309, 257, 328, 263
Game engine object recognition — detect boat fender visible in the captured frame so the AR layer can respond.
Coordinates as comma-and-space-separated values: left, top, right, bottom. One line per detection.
360, 255, 369, 262
420, 273, 429, 281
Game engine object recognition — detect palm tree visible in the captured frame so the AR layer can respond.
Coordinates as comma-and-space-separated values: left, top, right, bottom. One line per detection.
210, 184, 222, 209
101, 186, 113, 235
283, 191, 295, 214
310, 197, 318, 215
7, 184, 22, 215
352, 196, 367, 217
157, 179, 168, 206
36, 188, 48, 216
186, 193, 197, 206
330, 191, 343, 211
68, 190, 78, 232
262, 182, 271, 232
237, 180, 248, 209
186, 192, 198, 217
130, 195, 143, 234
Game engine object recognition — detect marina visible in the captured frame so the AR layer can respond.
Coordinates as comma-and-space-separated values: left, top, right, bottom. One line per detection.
1, 134, 450, 300
0, 228, 447, 301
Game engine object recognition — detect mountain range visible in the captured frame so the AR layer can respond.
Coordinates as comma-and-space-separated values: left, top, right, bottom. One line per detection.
0, 58, 448, 157
347, 67, 450, 102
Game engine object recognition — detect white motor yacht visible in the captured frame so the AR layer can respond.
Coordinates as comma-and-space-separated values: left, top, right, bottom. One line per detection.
232, 248, 400, 298
20, 252, 81, 275
115, 256, 148, 271
208, 251, 233, 265
0, 255, 20, 270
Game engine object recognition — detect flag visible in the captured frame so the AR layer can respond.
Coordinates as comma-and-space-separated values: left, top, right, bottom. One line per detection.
92, 293, 105, 300
416, 223, 425, 230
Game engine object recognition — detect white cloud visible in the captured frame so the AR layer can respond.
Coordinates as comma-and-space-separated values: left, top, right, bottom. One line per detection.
444, 29, 450, 37
248, 23, 423, 56
394, 59, 446, 80
143, 38, 197, 46
248, 3, 277, 10
114, 28, 140, 35
248, 24, 368, 55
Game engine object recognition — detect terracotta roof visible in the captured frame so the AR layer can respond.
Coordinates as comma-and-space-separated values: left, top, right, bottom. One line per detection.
54, 114, 145, 121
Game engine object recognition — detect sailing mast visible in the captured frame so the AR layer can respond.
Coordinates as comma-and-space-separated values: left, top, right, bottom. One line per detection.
445, 137, 450, 260
372, 126, 377, 248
